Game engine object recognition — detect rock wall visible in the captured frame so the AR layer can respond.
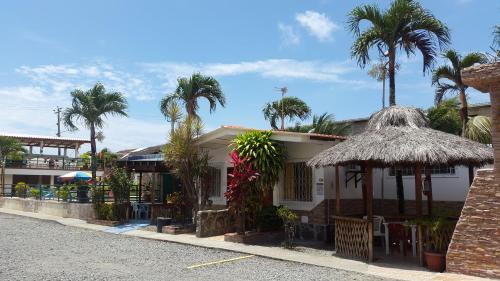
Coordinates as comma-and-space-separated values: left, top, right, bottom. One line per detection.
0, 197, 96, 220
196, 209, 234, 237
446, 169, 500, 279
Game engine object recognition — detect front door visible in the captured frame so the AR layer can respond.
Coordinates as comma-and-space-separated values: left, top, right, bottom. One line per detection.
162, 173, 174, 202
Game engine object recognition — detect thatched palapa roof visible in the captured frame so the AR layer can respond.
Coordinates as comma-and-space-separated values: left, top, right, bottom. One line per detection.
308, 106, 494, 168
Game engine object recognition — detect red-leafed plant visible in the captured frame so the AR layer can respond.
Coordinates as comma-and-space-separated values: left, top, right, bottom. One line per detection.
225, 151, 259, 234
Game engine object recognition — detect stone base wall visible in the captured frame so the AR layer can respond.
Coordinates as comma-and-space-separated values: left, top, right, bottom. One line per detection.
446, 169, 500, 279
0, 197, 96, 220
196, 209, 234, 238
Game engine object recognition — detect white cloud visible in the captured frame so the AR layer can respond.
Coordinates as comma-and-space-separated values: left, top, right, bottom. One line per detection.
17, 62, 154, 101
295, 10, 339, 42
278, 23, 300, 46
142, 59, 356, 92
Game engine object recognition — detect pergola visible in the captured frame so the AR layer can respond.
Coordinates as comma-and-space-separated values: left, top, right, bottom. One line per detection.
308, 106, 493, 262
0, 133, 89, 157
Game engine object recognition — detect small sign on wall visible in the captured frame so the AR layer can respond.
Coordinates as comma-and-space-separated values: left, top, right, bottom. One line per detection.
316, 178, 324, 195
301, 215, 309, 224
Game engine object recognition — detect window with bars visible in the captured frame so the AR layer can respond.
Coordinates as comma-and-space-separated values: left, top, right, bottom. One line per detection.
205, 166, 221, 197
388, 165, 456, 176
283, 162, 313, 201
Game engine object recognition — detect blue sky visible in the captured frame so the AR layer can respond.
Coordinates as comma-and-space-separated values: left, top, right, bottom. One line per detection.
0, 0, 498, 151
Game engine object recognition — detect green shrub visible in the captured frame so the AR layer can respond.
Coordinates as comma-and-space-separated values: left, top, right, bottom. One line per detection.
276, 205, 298, 249
56, 186, 70, 201
14, 182, 30, 197
257, 206, 282, 232
29, 188, 41, 199
95, 202, 114, 220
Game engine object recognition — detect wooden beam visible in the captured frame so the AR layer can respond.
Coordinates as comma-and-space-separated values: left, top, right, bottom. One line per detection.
335, 165, 340, 215
415, 163, 422, 217
425, 168, 433, 216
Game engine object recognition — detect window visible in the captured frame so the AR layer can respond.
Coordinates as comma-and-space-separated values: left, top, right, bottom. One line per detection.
283, 162, 313, 201
205, 167, 221, 197
389, 165, 456, 176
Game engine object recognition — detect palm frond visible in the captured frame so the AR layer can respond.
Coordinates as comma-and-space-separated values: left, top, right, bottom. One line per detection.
347, 4, 384, 35
434, 83, 458, 104
464, 115, 492, 144
432, 65, 456, 85
460, 52, 488, 68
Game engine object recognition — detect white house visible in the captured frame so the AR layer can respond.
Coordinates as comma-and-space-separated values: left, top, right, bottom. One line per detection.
196, 126, 484, 241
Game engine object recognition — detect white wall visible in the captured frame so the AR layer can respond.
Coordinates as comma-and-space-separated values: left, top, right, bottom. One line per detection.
328, 165, 473, 202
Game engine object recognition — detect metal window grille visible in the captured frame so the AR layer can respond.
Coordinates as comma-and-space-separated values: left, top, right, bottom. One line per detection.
389, 165, 456, 176
206, 167, 221, 197
284, 162, 312, 201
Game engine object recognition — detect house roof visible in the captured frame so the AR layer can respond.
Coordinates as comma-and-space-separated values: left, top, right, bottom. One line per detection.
0, 133, 90, 148
196, 125, 346, 149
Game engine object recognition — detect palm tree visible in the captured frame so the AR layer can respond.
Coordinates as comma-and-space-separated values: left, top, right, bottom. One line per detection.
160, 99, 183, 136
0, 137, 26, 194
161, 73, 225, 118
348, 0, 450, 106
368, 59, 400, 109
288, 113, 350, 136
63, 83, 128, 181
432, 50, 488, 133
263, 97, 311, 130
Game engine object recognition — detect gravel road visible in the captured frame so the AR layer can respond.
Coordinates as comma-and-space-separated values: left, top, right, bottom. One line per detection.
0, 213, 397, 281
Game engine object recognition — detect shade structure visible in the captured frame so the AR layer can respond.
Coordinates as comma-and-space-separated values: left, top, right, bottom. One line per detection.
58, 171, 92, 182
308, 106, 494, 168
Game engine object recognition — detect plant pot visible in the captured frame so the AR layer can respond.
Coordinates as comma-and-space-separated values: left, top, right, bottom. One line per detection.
424, 251, 446, 272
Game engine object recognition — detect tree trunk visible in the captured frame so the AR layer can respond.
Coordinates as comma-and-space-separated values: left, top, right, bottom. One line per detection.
170, 120, 175, 137
458, 89, 469, 135
239, 192, 246, 235
90, 124, 97, 182
388, 48, 397, 106
396, 169, 405, 214
382, 75, 386, 109
0, 159, 5, 195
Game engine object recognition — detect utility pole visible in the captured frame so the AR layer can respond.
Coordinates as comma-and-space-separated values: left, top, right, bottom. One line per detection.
54, 106, 62, 156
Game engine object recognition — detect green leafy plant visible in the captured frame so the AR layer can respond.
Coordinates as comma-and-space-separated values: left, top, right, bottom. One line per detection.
256, 206, 282, 232
56, 186, 70, 201
164, 117, 209, 220
14, 182, 30, 197
427, 98, 462, 135
411, 215, 456, 254
29, 188, 41, 199
107, 167, 132, 204
231, 130, 285, 191
0, 137, 26, 194
276, 205, 298, 249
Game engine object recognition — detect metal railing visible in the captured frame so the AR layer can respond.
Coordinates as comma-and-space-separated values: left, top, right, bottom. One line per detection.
0, 183, 154, 203
4, 155, 102, 171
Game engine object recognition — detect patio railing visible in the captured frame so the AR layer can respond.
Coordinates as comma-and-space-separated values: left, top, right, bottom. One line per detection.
333, 216, 373, 262
0, 183, 150, 203
4, 155, 103, 171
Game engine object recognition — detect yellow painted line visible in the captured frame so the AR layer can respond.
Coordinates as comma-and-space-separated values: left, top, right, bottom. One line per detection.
187, 255, 255, 269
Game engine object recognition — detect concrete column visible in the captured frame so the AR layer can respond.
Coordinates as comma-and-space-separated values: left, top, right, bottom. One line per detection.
75, 143, 80, 158
39, 141, 44, 155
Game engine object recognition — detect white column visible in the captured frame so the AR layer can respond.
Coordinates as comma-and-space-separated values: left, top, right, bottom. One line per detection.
74, 143, 79, 158
39, 141, 44, 155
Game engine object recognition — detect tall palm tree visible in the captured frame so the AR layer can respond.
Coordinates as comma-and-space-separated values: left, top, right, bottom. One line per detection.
368, 58, 400, 109
0, 137, 26, 194
348, 0, 450, 106
432, 50, 488, 133
63, 83, 128, 181
161, 73, 225, 118
263, 96, 311, 130
160, 99, 183, 136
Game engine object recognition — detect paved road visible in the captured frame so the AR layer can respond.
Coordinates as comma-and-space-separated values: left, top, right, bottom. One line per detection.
0, 213, 396, 281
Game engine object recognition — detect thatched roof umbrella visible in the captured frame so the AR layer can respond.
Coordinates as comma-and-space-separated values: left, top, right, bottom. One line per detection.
308, 106, 493, 168
308, 106, 493, 219
307, 106, 493, 263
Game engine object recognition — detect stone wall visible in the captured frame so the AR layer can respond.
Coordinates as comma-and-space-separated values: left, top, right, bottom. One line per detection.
0, 197, 96, 220
446, 169, 500, 279
196, 209, 234, 238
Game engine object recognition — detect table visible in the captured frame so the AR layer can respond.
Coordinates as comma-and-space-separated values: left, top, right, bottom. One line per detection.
383, 221, 417, 257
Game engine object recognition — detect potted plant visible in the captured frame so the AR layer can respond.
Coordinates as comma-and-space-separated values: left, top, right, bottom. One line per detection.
419, 216, 456, 272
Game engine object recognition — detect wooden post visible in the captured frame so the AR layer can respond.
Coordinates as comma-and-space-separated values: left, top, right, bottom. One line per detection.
366, 163, 374, 262
366, 164, 373, 219
138, 171, 143, 203
368, 220, 374, 262
335, 165, 340, 215
415, 163, 422, 217
418, 224, 424, 266
425, 168, 433, 216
